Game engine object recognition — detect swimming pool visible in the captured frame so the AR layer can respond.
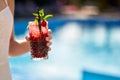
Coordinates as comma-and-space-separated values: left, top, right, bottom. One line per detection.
9, 17, 120, 80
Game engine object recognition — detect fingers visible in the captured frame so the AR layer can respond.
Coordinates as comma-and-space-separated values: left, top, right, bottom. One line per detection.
46, 41, 52, 51
25, 36, 30, 41
46, 41, 52, 46
46, 36, 52, 41
46, 29, 52, 41
48, 47, 51, 51
46, 29, 52, 51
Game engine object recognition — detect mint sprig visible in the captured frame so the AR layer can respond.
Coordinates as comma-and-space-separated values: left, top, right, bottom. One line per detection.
33, 9, 53, 20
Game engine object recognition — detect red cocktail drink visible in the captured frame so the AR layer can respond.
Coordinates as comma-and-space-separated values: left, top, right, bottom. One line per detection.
28, 9, 53, 60
28, 20, 49, 60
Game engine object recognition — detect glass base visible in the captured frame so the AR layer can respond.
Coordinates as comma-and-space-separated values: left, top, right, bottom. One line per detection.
31, 56, 48, 61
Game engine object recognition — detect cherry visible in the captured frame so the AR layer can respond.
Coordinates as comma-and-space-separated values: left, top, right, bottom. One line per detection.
41, 20, 47, 27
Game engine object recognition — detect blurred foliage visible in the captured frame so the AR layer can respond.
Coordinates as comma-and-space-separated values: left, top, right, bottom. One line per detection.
66, 0, 120, 11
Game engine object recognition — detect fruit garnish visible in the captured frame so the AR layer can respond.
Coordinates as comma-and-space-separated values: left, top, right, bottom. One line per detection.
33, 9, 53, 21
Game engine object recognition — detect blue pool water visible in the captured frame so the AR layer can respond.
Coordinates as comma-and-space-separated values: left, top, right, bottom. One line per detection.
9, 17, 120, 80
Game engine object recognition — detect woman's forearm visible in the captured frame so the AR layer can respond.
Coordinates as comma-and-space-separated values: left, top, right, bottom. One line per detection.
9, 39, 30, 57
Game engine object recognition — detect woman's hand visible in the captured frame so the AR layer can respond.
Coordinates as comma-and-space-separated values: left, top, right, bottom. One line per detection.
26, 29, 52, 51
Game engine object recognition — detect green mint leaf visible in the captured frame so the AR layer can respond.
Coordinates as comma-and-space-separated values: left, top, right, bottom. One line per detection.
44, 14, 53, 20
39, 9, 44, 17
32, 9, 53, 21
33, 13, 38, 17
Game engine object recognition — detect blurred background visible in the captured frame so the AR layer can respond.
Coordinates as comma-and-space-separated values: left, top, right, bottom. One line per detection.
14, 0, 120, 18
9, 0, 120, 80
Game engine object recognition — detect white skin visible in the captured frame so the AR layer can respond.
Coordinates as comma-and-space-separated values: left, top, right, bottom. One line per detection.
0, 0, 52, 57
